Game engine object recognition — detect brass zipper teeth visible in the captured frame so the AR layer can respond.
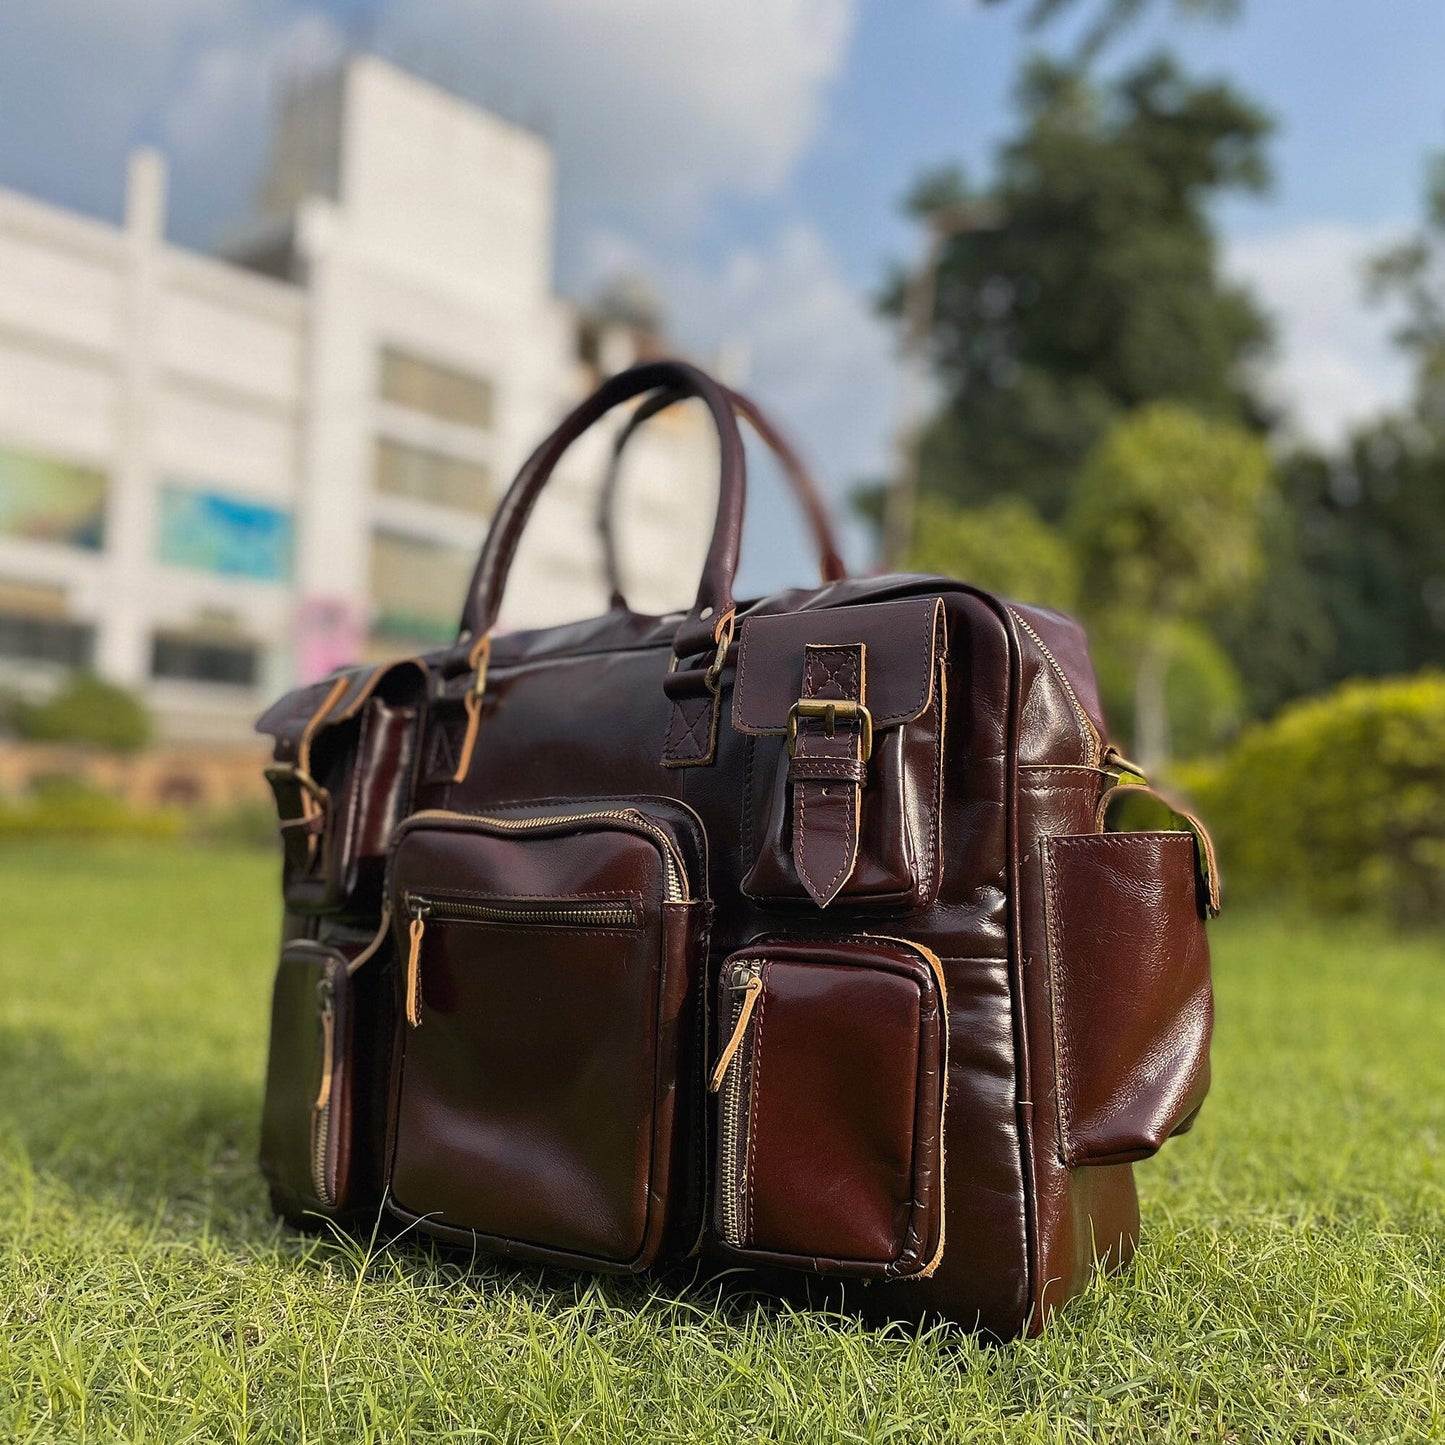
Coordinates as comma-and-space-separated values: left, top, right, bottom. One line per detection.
717, 962, 761, 1248
403, 807, 689, 903
310, 978, 336, 1207
1009, 608, 1101, 765
408, 896, 638, 929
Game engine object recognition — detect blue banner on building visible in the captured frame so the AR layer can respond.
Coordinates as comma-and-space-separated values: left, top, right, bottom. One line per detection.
158, 485, 293, 582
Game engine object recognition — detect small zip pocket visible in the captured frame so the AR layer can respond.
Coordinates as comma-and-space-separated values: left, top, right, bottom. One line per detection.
385, 798, 708, 1271
709, 936, 948, 1279
259, 921, 390, 1221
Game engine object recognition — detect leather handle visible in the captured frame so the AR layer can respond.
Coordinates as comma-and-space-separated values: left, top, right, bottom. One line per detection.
459, 360, 746, 653
598, 386, 847, 611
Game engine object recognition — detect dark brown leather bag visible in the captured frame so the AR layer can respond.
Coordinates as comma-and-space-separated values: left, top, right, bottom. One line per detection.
257, 360, 1218, 1337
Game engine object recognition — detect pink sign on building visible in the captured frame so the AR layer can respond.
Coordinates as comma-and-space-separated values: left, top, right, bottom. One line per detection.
295, 595, 367, 682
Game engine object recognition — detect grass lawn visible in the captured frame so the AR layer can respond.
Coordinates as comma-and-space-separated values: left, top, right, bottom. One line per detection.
1, 841, 1442, 1443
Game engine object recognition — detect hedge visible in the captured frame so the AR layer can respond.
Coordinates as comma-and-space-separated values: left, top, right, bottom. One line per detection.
1178, 671, 1445, 925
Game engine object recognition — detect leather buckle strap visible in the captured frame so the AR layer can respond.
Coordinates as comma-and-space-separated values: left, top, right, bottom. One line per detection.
264, 764, 331, 869
662, 608, 735, 769
788, 641, 868, 907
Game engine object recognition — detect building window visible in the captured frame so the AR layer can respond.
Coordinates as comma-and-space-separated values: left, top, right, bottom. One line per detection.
379, 348, 494, 430
157, 484, 293, 581
374, 438, 492, 515
151, 632, 260, 687
0, 610, 94, 668
0, 444, 106, 550
369, 530, 475, 648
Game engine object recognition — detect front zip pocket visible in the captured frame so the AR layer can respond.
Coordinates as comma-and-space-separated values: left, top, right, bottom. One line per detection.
709, 936, 948, 1280
384, 799, 708, 1272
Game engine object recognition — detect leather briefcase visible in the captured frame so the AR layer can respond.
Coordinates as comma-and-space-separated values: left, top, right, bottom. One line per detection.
256, 359, 1218, 1337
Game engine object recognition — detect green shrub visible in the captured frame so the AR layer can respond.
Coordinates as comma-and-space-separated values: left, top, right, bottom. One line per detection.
1178, 670, 1445, 925
190, 799, 280, 850
0, 781, 184, 840
15, 674, 152, 751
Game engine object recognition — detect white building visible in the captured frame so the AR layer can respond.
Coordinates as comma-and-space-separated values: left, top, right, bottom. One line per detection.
0, 55, 716, 742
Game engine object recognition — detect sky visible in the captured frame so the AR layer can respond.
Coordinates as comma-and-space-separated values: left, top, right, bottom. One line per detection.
0, 0, 1441, 594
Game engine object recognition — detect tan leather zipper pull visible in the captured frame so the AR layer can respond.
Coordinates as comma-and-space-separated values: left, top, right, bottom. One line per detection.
406, 913, 426, 1028
709, 974, 762, 1093
314, 982, 335, 1111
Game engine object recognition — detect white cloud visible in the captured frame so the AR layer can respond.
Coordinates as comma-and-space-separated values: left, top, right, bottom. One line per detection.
1227, 220, 1414, 447
0, 0, 857, 247
583, 222, 898, 585
374, 0, 856, 229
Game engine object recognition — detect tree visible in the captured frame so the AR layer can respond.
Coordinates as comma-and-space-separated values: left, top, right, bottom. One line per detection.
1215, 149, 1445, 717
1369, 153, 1445, 431
1069, 403, 1272, 765
906, 496, 1080, 611
890, 55, 1273, 522
981, 0, 1242, 61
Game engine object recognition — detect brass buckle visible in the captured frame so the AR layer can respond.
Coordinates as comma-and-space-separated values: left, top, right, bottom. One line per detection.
703, 609, 736, 695
786, 698, 873, 761
266, 765, 331, 832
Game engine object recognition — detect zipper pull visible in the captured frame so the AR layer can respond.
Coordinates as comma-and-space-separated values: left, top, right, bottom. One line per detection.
709, 967, 763, 1093
405, 901, 429, 1028
314, 979, 335, 1112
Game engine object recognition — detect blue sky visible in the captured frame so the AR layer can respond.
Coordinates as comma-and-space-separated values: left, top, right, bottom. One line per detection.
0, 0, 1441, 592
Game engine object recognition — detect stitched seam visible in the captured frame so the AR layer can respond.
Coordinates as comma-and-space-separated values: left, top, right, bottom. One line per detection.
1052, 833, 1194, 850
744, 968, 768, 1248
788, 760, 864, 779
396, 888, 649, 904
1040, 839, 1076, 1164
733, 597, 940, 732
422, 922, 644, 940
741, 734, 756, 871
921, 654, 944, 906
795, 783, 856, 899
340, 702, 375, 880
793, 644, 862, 900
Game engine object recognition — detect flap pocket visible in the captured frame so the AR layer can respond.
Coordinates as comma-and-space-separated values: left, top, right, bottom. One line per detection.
733, 599, 947, 911
709, 936, 947, 1279
384, 799, 707, 1271
1042, 831, 1214, 1166
259, 661, 425, 917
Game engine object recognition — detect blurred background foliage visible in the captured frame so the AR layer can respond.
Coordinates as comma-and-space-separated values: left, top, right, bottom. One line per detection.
885, 0, 1445, 921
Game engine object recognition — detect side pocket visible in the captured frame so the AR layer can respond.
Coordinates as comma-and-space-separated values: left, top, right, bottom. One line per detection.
260, 661, 425, 918
709, 936, 947, 1279
1041, 831, 1213, 1167
259, 920, 391, 1221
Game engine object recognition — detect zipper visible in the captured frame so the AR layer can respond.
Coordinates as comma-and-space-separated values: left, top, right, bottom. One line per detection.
310, 976, 336, 1206
404, 892, 639, 1028
710, 961, 763, 1248
1009, 607, 1101, 766
398, 806, 691, 1030
408, 895, 639, 929
401, 807, 690, 904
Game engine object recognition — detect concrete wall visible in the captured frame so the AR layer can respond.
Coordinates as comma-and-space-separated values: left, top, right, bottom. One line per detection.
0, 54, 717, 747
